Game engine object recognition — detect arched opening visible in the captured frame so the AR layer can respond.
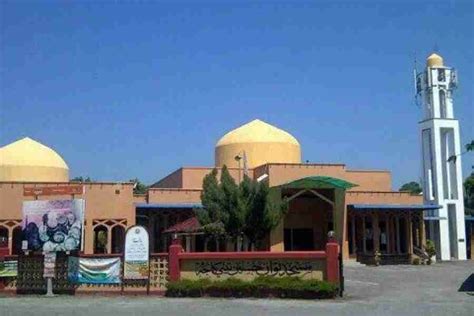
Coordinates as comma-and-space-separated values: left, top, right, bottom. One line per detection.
0, 227, 8, 248
93, 225, 108, 254
439, 90, 447, 118
111, 226, 125, 254
12, 226, 23, 255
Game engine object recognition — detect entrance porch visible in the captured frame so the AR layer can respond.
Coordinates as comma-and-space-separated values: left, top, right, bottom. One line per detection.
269, 176, 357, 252
348, 204, 440, 265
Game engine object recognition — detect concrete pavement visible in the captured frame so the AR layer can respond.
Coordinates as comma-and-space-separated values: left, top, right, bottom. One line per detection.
0, 260, 472, 316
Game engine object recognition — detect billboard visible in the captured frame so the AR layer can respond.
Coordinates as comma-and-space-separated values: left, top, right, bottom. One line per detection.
22, 199, 85, 252
124, 226, 149, 279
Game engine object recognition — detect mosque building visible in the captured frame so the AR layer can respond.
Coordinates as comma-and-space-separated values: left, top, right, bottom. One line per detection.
0, 120, 437, 264
1, 54, 471, 264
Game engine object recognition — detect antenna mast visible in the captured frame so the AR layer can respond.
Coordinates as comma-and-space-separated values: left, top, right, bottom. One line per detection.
413, 52, 420, 107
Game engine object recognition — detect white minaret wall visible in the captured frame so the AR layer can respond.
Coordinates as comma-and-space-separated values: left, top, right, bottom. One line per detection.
417, 54, 467, 260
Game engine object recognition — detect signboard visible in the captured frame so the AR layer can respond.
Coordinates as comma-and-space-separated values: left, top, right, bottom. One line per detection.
22, 199, 85, 252
124, 226, 149, 279
68, 257, 121, 284
180, 259, 325, 281
0, 261, 18, 278
24, 185, 84, 197
43, 252, 56, 278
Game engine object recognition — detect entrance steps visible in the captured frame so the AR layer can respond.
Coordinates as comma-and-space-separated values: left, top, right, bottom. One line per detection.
355, 253, 411, 265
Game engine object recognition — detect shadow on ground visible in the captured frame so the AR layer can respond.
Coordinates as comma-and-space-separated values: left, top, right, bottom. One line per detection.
458, 273, 474, 292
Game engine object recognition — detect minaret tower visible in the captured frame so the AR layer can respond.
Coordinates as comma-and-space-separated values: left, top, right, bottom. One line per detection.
416, 53, 466, 260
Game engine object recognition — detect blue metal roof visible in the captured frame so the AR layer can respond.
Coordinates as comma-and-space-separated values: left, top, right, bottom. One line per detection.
135, 203, 202, 209
349, 204, 441, 211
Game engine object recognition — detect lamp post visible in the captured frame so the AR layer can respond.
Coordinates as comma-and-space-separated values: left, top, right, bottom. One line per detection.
234, 154, 242, 183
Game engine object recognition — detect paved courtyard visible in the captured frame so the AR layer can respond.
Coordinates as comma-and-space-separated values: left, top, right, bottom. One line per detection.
0, 260, 472, 316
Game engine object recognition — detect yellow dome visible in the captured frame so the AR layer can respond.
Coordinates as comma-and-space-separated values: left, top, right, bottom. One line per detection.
215, 119, 301, 169
0, 137, 69, 182
427, 53, 444, 67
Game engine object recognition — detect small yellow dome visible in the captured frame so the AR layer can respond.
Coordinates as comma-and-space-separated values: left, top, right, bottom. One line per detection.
215, 119, 301, 169
0, 137, 69, 182
427, 53, 444, 67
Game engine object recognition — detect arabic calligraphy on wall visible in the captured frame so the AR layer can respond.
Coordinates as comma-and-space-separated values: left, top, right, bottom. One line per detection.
193, 260, 315, 277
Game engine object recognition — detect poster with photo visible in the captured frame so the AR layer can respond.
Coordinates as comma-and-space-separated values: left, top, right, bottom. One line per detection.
22, 199, 85, 252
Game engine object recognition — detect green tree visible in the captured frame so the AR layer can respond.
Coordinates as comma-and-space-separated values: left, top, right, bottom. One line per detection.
220, 165, 246, 239
130, 178, 149, 194
399, 181, 422, 195
197, 166, 288, 251
464, 172, 474, 215
196, 168, 226, 236
242, 176, 288, 250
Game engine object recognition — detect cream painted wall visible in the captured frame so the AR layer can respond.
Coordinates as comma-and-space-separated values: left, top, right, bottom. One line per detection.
215, 142, 301, 169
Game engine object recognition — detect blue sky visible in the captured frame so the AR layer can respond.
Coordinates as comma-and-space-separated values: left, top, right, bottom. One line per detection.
1, 1, 473, 188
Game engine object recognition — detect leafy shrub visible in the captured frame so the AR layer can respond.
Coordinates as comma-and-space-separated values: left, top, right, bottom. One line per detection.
412, 257, 421, 265
165, 276, 338, 299
166, 278, 211, 297
425, 240, 436, 264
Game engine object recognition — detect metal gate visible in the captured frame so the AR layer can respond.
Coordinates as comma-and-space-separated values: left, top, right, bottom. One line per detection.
16, 253, 75, 294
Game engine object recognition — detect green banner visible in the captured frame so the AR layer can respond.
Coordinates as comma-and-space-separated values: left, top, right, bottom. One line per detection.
0, 260, 18, 277
68, 257, 121, 284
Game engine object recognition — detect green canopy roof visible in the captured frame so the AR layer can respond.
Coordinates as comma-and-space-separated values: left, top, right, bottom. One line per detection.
278, 176, 357, 190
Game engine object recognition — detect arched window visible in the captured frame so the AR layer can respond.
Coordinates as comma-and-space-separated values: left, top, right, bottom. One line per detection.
12, 227, 23, 255
93, 225, 108, 254
439, 90, 447, 118
111, 226, 125, 254
0, 227, 8, 248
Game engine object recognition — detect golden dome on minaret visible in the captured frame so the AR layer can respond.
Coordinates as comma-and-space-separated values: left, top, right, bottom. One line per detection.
215, 119, 301, 169
427, 53, 444, 67
0, 137, 69, 182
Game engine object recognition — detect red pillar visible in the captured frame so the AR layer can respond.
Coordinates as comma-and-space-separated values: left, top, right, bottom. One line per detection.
168, 237, 183, 282
0, 247, 9, 291
326, 241, 339, 284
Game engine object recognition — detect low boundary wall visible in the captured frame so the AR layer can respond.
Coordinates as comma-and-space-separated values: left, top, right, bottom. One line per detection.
0, 241, 340, 295
169, 240, 340, 284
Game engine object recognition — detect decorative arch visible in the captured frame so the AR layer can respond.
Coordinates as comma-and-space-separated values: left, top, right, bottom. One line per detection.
111, 225, 125, 254
0, 226, 8, 247
92, 219, 127, 254
93, 225, 108, 254
12, 226, 23, 255
0, 220, 22, 254
439, 90, 447, 118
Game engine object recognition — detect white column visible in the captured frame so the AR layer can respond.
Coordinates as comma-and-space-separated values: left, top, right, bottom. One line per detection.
185, 236, 191, 252
452, 126, 467, 260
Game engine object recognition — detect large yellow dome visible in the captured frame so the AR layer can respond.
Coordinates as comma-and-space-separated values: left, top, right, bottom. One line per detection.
215, 119, 301, 169
0, 137, 69, 182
